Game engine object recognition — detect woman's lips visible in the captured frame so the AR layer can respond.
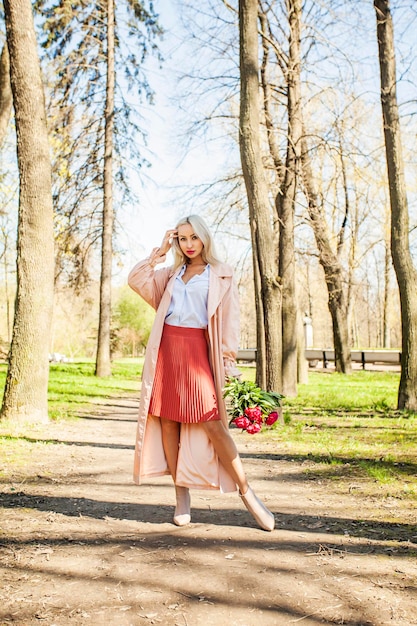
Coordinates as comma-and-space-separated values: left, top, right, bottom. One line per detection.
186, 250, 195, 254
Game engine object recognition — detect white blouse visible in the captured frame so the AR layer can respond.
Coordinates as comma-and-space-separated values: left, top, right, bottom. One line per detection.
165, 264, 210, 328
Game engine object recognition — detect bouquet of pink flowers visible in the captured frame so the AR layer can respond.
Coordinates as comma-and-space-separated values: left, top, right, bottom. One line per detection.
223, 378, 282, 434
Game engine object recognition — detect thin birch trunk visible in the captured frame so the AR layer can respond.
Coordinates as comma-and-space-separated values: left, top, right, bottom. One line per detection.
239, 0, 282, 392
278, 0, 302, 396
300, 133, 352, 374
95, 0, 115, 377
374, 0, 417, 409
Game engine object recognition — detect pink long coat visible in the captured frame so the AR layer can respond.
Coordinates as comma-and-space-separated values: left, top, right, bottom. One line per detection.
128, 259, 241, 493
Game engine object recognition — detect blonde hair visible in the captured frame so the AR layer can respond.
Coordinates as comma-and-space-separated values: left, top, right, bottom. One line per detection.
172, 215, 221, 269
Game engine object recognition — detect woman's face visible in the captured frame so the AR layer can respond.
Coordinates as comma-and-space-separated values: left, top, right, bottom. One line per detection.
177, 223, 204, 262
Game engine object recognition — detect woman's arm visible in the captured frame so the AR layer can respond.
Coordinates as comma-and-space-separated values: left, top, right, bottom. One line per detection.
127, 229, 178, 309
128, 258, 171, 310
222, 274, 242, 379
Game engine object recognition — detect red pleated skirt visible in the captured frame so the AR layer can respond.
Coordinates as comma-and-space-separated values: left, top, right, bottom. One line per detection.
149, 324, 220, 423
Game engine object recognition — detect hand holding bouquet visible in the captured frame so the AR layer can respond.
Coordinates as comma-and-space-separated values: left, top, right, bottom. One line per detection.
223, 378, 282, 434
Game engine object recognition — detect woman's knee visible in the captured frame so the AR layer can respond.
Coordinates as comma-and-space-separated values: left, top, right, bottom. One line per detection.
160, 417, 180, 436
202, 419, 228, 440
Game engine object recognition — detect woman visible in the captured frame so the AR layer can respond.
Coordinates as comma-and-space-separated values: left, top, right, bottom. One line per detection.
128, 215, 274, 531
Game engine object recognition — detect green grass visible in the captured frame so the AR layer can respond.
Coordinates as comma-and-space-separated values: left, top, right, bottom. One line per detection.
0, 359, 143, 420
0, 361, 416, 499
237, 367, 416, 498
240, 368, 400, 412
48, 360, 143, 419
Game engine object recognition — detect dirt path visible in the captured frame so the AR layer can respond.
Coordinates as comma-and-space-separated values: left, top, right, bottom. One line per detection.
1, 397, 416, 626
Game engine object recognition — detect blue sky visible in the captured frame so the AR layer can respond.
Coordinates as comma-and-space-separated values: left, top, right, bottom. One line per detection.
119, 1, 210, 270
118, 0, 244, 277
116, 0, 417, 282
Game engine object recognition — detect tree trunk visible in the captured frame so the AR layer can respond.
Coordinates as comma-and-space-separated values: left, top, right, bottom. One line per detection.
0, 226, 12, 342
277, 0, 302, 396
297, 303, 308, 384
345, 194, 359, 350
0, 43, 12, 146
300, 134, 352, 373
383, 230, 391, 348
95, 0, 115, 377
374, 0, 417, 410
239, 0, 282, 392
259, 11, 285, 180
336, 127, 349, 258
1, 0, 54, 423
257, 9, 278, 391
258, 1, 301, 395
251, 227, 266, 389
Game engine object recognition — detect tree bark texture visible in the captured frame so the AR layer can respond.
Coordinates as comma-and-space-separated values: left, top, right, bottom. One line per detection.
257, 9, 278, 390
383, 233, 391, 348
95, 0, 115, 377
300, 134, 352, 374
251, 229, 266, 389
1, 227, 12, 342
374, 0, 417, 410
277, 0, 302, 396
0, 43, 12, 147
1, 0, 54, 423
239, 0, 282, 392
259, 11, 285, 180
297, 308, 308, 384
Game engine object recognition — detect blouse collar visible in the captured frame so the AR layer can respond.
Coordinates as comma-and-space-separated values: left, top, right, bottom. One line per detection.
179, 263, 210, 277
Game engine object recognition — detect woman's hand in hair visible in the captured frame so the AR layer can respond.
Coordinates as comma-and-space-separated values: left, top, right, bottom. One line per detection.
159, 229, 178, 255
148, 230, 178, 267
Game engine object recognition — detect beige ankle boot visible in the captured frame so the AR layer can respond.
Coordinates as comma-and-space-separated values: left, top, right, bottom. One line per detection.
239, 486, 274, 531
173, 486, 191, 526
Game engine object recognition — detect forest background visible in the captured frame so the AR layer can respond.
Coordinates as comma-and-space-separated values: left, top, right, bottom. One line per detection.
0, 1, 415, 368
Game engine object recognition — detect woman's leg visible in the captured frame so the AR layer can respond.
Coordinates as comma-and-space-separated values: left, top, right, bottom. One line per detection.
159, 417, 191, 526
202, 420, 274, 531
160, 417, 181, 478
201, 420, 248, 493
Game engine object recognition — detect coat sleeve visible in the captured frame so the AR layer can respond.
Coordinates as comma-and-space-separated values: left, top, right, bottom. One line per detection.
222, 273, 242, 379
128, 259, 172, 310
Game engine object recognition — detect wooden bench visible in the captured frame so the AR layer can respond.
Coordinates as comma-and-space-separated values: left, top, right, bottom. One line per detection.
237, 348, 401, 370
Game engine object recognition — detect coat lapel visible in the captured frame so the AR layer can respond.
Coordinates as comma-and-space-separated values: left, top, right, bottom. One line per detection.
208, 263, 232, 320
157, 266, 182, 314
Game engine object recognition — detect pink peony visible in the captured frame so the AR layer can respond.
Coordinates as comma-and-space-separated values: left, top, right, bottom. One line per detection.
233, 415, 251, 429
244, 406, 262, 422
246, 422, 262, 435
265, 411, 279, 426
